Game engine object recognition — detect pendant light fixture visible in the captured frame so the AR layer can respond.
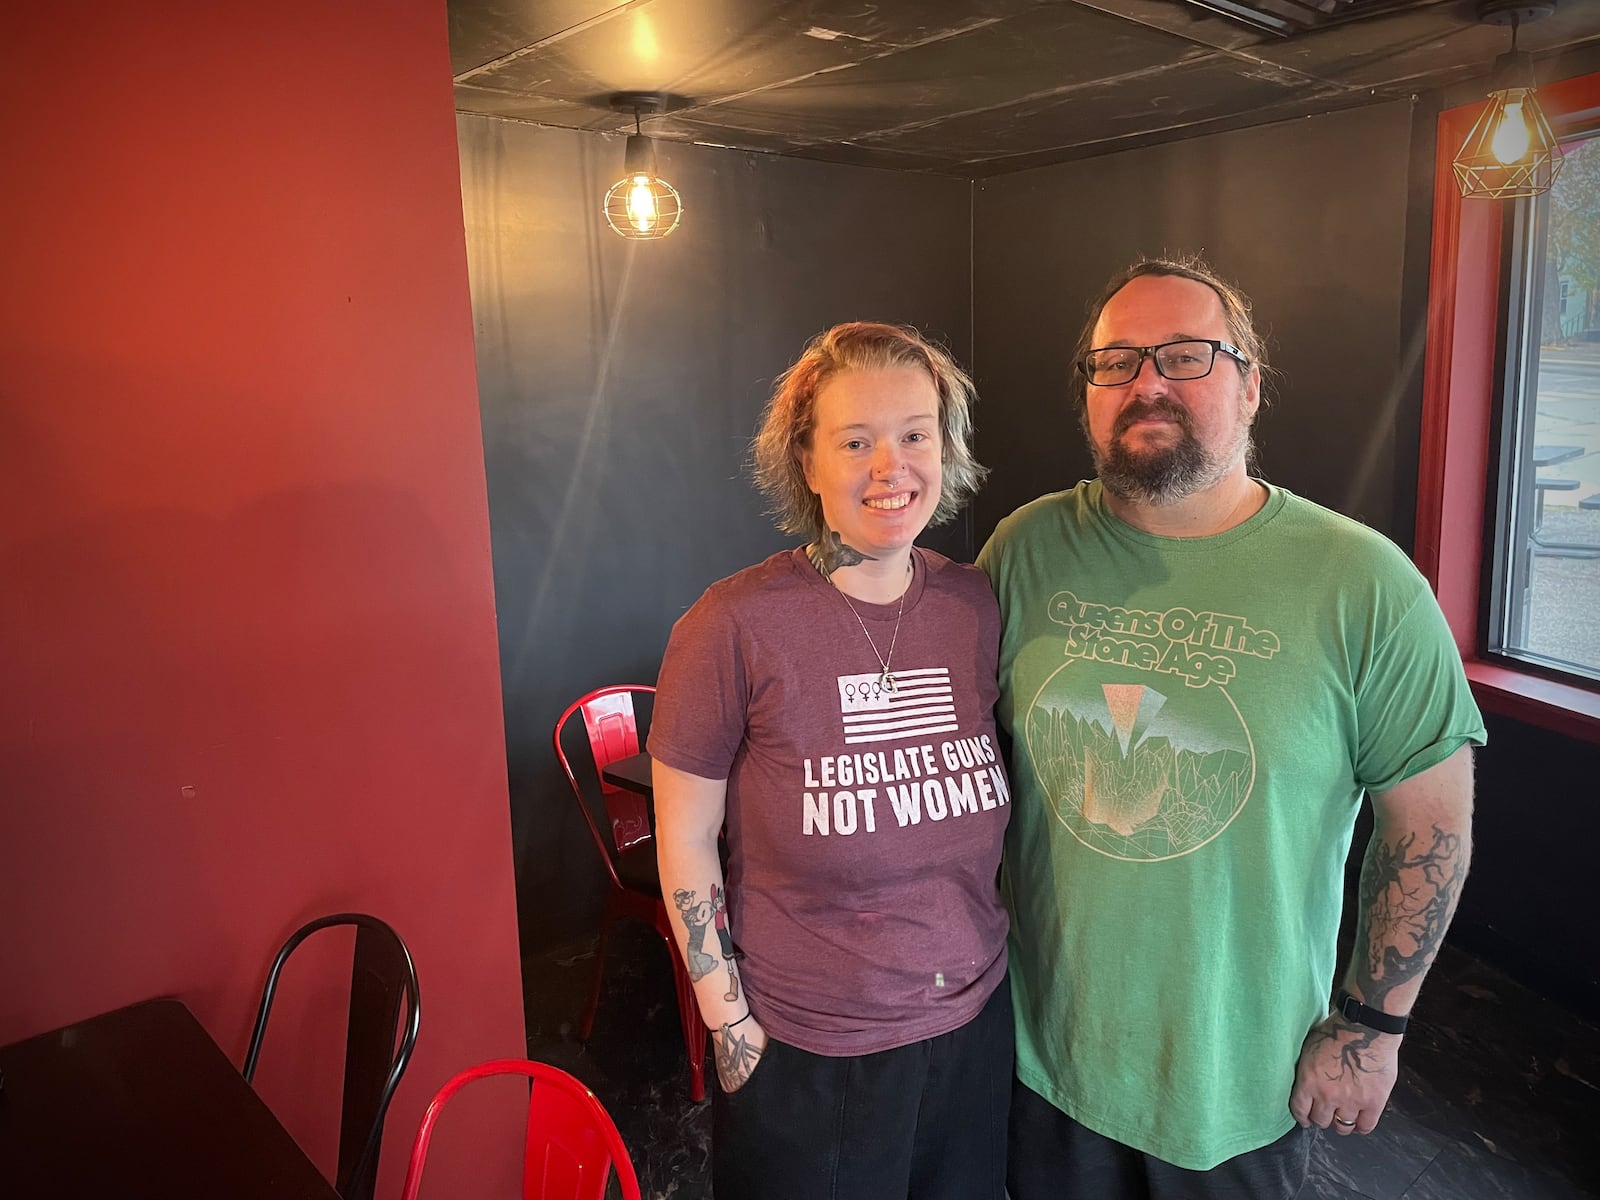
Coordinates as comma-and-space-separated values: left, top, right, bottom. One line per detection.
604, 92, 683, 240
1452, 0, 1564, 200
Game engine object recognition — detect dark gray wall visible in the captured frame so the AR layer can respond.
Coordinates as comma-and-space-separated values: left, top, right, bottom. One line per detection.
971, 96, 1600, 1019
1456, 713, 1599, 1013
457, 116, 973, 950
971, 98, 1420, 539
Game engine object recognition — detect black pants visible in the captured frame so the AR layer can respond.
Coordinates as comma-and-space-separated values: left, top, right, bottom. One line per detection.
712, 976, 1013, 1200
1008, 1078, 1313, 1200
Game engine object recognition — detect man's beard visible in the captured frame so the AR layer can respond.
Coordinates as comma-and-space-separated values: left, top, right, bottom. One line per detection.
1082, 396, 1252, 506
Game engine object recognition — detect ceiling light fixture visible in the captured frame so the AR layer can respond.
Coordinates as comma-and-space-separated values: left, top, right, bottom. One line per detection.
1452, 0, 1564, 200
603, 92, 683, 240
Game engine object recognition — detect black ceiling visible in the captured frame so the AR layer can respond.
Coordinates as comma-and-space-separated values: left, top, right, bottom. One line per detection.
449, 0, 1600, 177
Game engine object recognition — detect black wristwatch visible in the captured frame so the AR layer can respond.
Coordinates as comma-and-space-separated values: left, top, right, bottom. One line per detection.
1335, 989, 1410, 1035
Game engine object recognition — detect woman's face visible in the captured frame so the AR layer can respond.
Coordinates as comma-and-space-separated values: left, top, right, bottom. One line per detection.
801, 366, 943, 563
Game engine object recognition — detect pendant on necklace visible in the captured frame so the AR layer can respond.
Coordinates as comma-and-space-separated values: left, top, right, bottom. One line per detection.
879, 668, 896, 693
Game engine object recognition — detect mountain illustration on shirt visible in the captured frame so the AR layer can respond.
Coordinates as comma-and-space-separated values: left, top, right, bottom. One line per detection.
1026, 668, 1255, 862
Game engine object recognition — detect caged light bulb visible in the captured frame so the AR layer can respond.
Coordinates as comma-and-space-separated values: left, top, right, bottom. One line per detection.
627, 176, 659, 232
603, 112, 682, 238
1491, 97, 1531, 166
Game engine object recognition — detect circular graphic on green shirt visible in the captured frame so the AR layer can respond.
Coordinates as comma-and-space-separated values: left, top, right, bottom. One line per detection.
1025, 661, 1255, 861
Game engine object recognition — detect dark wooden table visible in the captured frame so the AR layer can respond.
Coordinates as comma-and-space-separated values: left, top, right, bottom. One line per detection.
0, 997, 340, 1199
602, 750, 654, 797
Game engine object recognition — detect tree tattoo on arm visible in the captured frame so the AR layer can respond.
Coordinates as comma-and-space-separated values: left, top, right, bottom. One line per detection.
1355, 823, 1467, 1012
806, 526, 876, 577
1310, 822, 1468, 1087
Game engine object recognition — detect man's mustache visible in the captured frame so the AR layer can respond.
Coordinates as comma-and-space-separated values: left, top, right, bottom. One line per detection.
1112, 399, 1192, 438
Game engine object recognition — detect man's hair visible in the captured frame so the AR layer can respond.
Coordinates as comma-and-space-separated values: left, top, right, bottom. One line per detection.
1069, 255, 1270, 408
751, 322, 987, 542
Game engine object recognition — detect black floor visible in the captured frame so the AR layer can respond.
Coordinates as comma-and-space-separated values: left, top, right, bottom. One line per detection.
523, 924, 1600, 1200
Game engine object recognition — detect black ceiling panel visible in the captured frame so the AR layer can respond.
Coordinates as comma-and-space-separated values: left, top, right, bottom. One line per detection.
449, 0, 1600, 176
863, 52, 1311, 166
452, 85, 616, 129
685, 5, 1207, 141
450, 1, 635, 77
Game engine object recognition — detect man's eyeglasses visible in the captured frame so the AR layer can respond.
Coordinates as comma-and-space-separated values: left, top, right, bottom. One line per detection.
1080, 339, 1249, 387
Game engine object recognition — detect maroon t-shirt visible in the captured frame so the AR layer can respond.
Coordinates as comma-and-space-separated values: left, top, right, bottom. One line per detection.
649, 547, 1010, 1056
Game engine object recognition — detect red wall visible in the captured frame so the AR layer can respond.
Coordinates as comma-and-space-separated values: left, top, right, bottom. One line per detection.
0, 1, 526, 1193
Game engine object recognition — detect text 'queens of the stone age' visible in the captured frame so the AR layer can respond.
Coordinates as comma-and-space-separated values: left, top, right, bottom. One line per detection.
1048, 589, 1280, 690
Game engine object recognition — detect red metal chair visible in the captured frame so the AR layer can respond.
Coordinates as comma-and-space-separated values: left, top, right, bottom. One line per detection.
399, 1059, 641, 1200
553, 685, 707, 1102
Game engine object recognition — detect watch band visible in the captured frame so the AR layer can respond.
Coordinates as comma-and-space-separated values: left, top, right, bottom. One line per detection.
1335, 989, 1410, 1035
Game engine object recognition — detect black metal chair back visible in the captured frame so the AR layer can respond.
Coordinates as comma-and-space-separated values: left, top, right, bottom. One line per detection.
243, 912, 421, 1200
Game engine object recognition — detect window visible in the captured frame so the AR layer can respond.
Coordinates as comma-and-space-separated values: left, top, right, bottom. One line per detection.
1484, 132, 1600, 685
1419, 70, 1600, 741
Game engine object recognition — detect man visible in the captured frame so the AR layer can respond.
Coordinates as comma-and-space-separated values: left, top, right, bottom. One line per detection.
978, 257, 1484, 1199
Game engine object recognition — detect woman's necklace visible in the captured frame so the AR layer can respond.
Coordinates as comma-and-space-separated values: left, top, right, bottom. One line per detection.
826, 557, 911, 693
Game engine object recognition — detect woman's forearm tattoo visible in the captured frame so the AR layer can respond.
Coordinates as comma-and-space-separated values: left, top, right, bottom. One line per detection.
671, 888, 718, 981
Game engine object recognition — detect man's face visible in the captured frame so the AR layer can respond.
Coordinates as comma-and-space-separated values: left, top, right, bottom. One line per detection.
1080, 274, 1260, 505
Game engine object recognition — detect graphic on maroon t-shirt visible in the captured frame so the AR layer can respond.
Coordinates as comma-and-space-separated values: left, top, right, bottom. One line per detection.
839, 667, 957, 743
796, 666, 1009, 835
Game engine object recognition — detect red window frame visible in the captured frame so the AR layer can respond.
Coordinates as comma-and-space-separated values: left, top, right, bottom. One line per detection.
1418, 69, 1600, 744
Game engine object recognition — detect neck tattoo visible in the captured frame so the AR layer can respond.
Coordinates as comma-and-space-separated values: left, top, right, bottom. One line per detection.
807, 529, 874, 576
820, 555, 911, 694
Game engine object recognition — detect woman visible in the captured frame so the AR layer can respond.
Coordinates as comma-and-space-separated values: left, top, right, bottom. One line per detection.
650, 322, 1012, 1199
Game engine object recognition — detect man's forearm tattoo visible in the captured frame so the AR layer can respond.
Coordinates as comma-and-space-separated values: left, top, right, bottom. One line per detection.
1304, 824, 1465, 1088
807, 527, 875, 576
1354, 823, 1467, 1011
715, 1022, 763, 1091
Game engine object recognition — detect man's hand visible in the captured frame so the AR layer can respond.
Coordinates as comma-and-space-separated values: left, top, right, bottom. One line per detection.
713, 1015, 769, 1094
1289, 1015, 1400, 1135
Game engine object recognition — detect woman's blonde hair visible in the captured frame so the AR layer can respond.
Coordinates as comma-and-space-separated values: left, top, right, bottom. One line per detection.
751, 322, 987, 541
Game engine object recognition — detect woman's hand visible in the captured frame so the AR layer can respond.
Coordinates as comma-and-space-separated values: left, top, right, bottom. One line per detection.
712, 1014, 768, 1094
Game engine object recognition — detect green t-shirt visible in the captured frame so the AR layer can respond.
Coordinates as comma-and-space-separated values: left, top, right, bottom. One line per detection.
977, 481, 1486, 1170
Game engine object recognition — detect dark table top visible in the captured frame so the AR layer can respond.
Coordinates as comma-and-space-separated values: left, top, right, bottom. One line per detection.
602, 751, 654, 797
1533, 444, 1584, 469
0, 997, 339, 1200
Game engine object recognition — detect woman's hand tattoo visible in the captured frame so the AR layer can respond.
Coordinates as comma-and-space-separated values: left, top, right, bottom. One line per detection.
715, 1022, 764, 1093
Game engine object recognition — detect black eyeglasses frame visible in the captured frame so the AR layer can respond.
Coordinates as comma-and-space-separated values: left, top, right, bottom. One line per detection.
1079, 338, 1250, 387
